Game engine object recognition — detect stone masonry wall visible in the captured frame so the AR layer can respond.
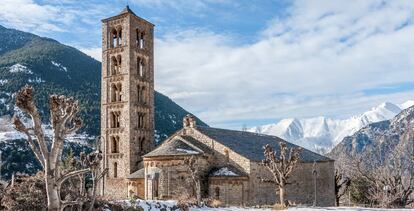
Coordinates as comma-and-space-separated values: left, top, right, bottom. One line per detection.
144, 155, 212, 200
249, 160, 335, 206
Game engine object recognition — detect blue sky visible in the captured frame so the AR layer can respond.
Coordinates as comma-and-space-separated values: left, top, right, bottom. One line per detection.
1, 0, 414, 129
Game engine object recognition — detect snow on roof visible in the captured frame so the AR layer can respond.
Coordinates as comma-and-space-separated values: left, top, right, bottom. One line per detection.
212, 167, 239, 176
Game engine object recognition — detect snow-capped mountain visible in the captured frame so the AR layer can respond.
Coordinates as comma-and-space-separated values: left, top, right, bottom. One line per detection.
248, 101, 414, 153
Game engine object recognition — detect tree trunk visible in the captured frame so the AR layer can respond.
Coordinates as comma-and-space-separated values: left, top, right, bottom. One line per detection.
196, 180, 201, 203
279, 185, 285, 206
45, 173, 60, 211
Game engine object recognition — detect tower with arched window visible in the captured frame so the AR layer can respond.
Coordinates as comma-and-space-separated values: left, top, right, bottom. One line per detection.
100, 6, 155, 198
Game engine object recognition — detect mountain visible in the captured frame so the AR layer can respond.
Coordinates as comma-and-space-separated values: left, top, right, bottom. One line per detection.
248, 101, 413, 153
328, 105, 414, 170
0, 25, 207, 178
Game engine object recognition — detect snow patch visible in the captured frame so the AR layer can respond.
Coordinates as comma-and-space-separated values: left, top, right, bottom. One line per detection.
28, 77, 45, 83
176, 148, 199, 154
0, 79, 8, 86
9, 64, 33, 74
400, 100, 414, 109
51, 61, 68, 72
212, 167, 238, 176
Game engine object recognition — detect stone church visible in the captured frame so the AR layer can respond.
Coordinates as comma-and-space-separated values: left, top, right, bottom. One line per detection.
99, 7, 336, 206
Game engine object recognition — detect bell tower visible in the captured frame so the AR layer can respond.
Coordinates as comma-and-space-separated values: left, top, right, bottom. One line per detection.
100, 6, 155, 198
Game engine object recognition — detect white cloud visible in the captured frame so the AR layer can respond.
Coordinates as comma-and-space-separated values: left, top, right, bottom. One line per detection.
80, 47, 102, 61
0, 0, 66, 32
154, 0, 414, 128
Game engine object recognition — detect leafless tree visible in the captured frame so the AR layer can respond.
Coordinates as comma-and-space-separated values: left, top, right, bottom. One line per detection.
262, 143, 302, 206
335, 169, 350, 206
355, 159, 414, 208
12, 85, 107, 210
183, 155, 202, 203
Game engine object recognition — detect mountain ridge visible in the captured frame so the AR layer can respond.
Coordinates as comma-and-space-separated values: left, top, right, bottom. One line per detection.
249, 101, 414, 153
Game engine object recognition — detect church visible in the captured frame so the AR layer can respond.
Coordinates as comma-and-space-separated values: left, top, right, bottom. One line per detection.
99, 7, 336, 206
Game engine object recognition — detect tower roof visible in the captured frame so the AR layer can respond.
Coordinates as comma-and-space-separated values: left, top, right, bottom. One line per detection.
101, 5, 154, 26
119, 5, 137, 16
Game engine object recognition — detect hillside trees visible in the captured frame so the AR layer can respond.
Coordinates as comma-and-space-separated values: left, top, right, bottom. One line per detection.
12, 85, 106, 210
262, 142, 302, 207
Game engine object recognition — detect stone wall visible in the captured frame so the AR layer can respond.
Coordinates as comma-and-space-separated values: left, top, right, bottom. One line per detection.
144, 155, 212, 200
209, 178, 249, 206
128, 178, 145, 199
249, 160, 335, 206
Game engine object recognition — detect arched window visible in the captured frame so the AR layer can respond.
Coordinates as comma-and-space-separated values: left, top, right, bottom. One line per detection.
111, 29, 117, 48
137, 57, 144, 77
110, 83, 122, 102
139, 32, 145, 49
136, 28, 140, 47
110, 111, 120, 128
140, 86, 145, 103
137, 113, 145, 129
139, 137, 145, 151
118, 28, 123, 46
214, 187, 220, 200
137, 85, 145, 104
116, 55, 122, 74
113, 162, 118, 178
111, 136, 119, 153
111, 57, 117, 75
116, 83, 122, 101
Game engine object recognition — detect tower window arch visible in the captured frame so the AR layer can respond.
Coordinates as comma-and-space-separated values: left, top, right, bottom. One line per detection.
111, 136, 120, 153
118, 28, 123, 46
109, 27, 123, 48
110, 83, 122, 102
111, 29, 117, 48
139, 137, 145, 151
139, 32, 145, 49
137, 85, 146, 104
137, 113, 145, 129
113, 162, 118, 178
214, 187, 220, 200
111, 56, 118, 75
110, 111, 121, 128
137, 57, 145, 77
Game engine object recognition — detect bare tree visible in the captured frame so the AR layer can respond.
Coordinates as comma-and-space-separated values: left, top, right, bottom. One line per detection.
262, 143, 302, 206
183, 155, 202, 203
12, 85, 106, 210
355, 159, 414, 208
335, 169, 350, 206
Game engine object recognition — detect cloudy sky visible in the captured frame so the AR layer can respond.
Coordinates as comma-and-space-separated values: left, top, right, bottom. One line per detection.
1, 0, 414, 129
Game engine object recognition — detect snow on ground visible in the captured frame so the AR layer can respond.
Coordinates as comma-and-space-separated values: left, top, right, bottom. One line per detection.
0, 79, 8, 86
51, 61, 68, 72
119, 199, 177, 210
28, 77, 45, 83
191, 207, 413, 211
9, 64, 33, 74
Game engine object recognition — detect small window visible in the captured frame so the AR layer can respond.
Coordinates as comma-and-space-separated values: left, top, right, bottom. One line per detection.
111, 136, 119, 153
215, 187, 220, 199
139, 32, 145, 49
114, 162, 118, 178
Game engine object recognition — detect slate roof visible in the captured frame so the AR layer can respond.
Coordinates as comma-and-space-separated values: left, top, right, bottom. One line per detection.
144, 136, 210, 157
127, 168, 145, 179
196, 126, 332, 162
